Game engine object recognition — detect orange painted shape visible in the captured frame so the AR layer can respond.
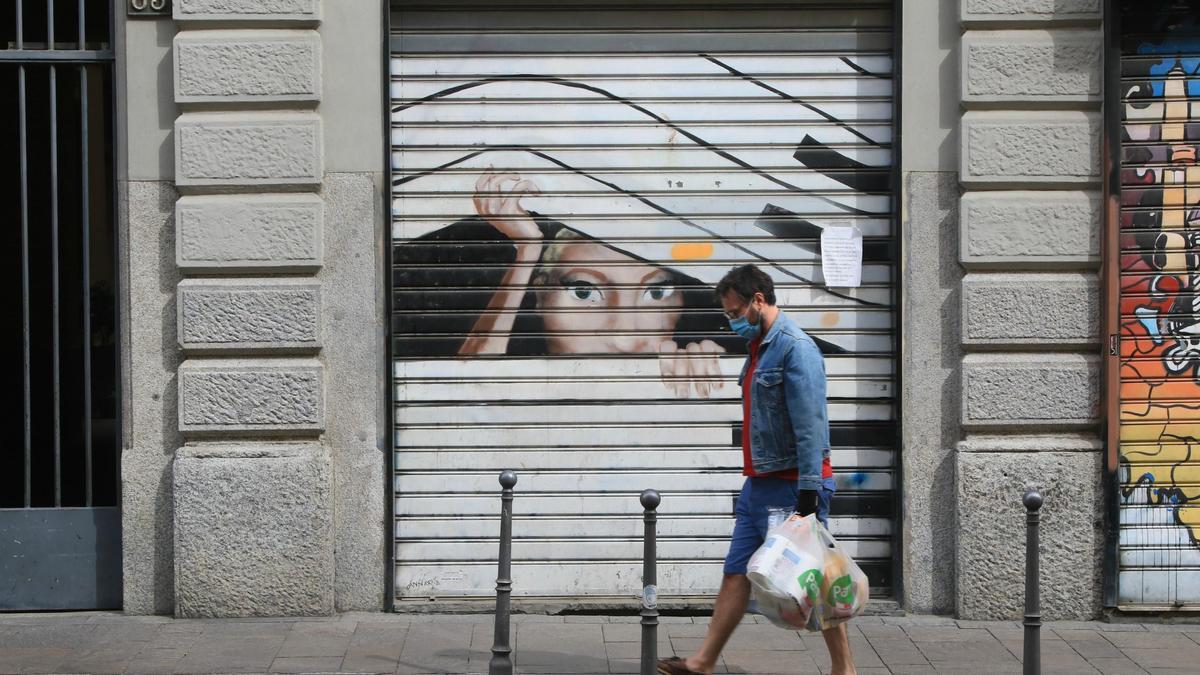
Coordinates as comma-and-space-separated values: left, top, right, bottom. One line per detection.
670, 242, 714, 260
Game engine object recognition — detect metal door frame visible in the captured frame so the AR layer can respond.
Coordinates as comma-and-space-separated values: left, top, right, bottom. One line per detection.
2, 0, 123, 611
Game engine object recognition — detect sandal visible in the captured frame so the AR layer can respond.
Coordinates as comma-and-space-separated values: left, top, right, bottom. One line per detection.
657, 656, 705, 675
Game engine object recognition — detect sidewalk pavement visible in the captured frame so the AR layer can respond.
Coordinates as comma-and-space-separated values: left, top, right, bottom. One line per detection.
2, 611, 1199, 675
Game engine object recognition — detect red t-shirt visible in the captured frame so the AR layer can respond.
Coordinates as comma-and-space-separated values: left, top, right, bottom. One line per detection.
741, 336, 834, 480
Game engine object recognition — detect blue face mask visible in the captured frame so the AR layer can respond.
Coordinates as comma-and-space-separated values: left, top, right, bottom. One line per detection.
728, 307, 761, 340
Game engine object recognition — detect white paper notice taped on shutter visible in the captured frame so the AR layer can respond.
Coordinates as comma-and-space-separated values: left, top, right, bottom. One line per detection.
820, 225, 863, 288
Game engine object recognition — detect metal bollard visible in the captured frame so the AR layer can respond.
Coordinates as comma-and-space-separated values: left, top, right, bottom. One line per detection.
490, 470, 517, 675
1023, 489, 1043, 675
640, 489, 661, 675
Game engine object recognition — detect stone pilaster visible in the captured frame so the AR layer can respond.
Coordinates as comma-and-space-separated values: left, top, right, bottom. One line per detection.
954, 0, 1105, 620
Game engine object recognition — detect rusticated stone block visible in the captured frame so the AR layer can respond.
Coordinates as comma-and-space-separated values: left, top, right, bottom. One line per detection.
176, 194, 323, 272
960, 191, 1099, 267
178, 279, 321, 351
962, 353, 1099, 428
962, 30, 1101, 104
178, 359, 323, 433
956, 436, 1103, 620
961, 111, 1100, 186
175, 112, 322, 189
962, 273, 1099, 347
962, 0, 1100, 25
174, 443, 333, 617
175, 30, 320, 104
174, 0, 320, 23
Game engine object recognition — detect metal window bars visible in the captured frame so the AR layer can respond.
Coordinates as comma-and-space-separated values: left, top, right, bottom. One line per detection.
7, 0, 118, 509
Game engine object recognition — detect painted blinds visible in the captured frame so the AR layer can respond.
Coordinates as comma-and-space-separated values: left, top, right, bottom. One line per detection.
1117, 3, 1200, 608
389, 2, 897, 603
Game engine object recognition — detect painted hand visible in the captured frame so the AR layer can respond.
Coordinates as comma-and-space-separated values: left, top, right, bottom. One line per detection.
473, 168, 542, 244
657, 339, 726, 398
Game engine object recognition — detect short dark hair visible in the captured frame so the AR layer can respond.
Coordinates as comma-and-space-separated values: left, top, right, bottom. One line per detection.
715, 264, 776, 305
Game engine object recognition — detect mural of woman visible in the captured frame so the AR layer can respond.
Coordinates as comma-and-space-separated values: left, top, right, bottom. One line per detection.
392, 169, 744, 398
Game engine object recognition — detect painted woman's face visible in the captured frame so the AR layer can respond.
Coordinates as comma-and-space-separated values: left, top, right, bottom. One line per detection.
537, 241, 684, 354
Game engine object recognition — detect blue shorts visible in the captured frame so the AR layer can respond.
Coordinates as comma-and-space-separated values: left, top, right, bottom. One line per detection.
723, 475, 836, 575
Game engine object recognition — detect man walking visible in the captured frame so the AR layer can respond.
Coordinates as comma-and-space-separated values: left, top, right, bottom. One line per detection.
657, 264, 855, 675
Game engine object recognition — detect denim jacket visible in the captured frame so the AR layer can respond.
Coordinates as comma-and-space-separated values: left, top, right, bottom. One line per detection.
737, 311, 830, 489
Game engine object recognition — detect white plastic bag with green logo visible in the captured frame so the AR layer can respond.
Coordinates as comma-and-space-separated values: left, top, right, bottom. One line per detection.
746, 513, 869, 631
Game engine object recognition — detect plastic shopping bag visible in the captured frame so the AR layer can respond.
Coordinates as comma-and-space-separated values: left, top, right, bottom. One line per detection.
746, 513, 869, 631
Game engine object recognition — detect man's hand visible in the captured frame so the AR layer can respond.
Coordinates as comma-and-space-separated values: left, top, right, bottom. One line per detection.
795, 489, 819, 517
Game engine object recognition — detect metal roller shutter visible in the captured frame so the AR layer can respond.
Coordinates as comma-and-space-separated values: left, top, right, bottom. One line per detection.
1116, 3, 1200, 608
389, 1, 897, 604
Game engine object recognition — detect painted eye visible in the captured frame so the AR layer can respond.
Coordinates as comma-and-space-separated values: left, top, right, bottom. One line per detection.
565, 281, 602, 303
643, 284, 676, 302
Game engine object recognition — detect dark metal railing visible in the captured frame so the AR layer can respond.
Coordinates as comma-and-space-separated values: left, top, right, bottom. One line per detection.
8, 0, 117, 510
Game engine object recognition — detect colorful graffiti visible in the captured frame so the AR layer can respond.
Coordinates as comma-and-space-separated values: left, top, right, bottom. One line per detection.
1118, 31, 1200, 603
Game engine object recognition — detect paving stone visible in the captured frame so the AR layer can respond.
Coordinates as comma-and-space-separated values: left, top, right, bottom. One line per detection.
3, 612, 1200, 674
395, 622, 482, 673
956, 619, 1022, 630
933, 664, 1022, 674
1, 648, 71, 675
1116, 647, 1200, 670
858, 623, 908, 638
865, 638, 931, 666
669, 636, 708, 654
270, 655, 348, 673
54, 643, 143, 674
1102, 632, 1199, 649
514, 658, 610, 673
276, 621, 356, 659
341, 622, 407, 673
173, 635, 285, 673
903, 626, 993, 642
664, 622, 711, 638
510, 614, 566, 624
914, 639, 1020, 664
1089, 662, 1142, 672
883, 615, 960, 626
419, 613, 492, 624
722, 648, 819, 672
607, 656, 640, 674
201, 620, 296, 638
721, 624, 807, 651
515, 623, 607, 666
124, 647, 190, 674
604, 615, 642, 624
1095, 624, 1153, 632
562, 615, 611, 623
1087, 654, 1145, 673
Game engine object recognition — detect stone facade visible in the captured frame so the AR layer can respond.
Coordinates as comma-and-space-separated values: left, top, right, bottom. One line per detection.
111, 0, 1113, 620
115, 0, 385, 617
168, 7, 335, 616
176, 194, 324, 272
951, 1, 1104, 619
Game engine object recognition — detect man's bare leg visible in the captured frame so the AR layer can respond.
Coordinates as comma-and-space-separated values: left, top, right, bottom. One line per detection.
821, 622, 856, 675
679, 573, 751, 674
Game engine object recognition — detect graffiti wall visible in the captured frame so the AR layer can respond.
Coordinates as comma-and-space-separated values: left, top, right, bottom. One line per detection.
389, 6, 896, 600
1118, 20, 1200, 605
